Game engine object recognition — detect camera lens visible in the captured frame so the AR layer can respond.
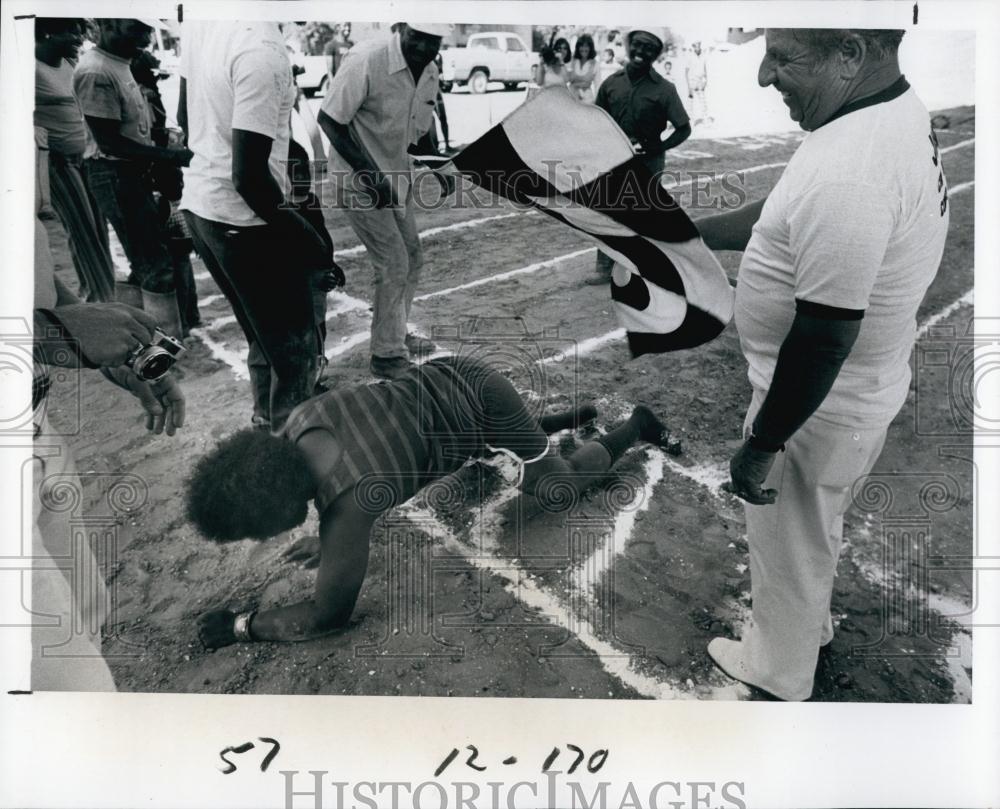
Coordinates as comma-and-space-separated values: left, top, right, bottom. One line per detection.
134, 347, 174, 381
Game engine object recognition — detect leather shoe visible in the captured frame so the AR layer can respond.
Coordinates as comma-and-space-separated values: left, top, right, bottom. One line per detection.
404, 333, 436, 355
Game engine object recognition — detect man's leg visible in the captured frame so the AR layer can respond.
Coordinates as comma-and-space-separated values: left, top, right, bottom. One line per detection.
185, 213, 316, 430
86, 160, 183, 336
585, 250, 616, 286
341, 196, 413, 374
49, 155, 115, 302
710, 391, 888, 700
465, 362, 671, 505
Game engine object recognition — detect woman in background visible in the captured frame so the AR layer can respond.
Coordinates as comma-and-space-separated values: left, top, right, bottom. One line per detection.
568, 34, 598, 103
534, 36, 572, 89
34, 17, 115, 302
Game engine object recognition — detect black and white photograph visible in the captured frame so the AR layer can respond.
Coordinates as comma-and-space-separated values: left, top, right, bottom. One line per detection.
1, 0, 998, 807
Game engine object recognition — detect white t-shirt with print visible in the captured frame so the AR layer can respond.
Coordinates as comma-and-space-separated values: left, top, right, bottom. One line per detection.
179, 21, 295, 227
735, 84, 950, 429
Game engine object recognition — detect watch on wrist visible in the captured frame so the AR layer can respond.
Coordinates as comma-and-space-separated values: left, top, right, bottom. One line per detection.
233, 610, 257, 642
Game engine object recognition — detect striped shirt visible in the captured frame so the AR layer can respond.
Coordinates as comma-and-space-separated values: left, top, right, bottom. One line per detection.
282, 358, 492, 514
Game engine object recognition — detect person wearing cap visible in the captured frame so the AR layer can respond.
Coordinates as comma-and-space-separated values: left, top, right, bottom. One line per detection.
584, 28, 691, 285
318, 22, 456, 380
73, 18, 194, 336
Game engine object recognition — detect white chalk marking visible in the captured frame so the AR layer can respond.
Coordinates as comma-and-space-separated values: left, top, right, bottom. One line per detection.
940, 138, 975, 154
927, 592, 974, 704
415, 248, 595, 301
917, 288, 974, 339
400, 493, 746, 700
197, 293, 226, 308
540, 329, 627, 365
578, 453, 664, 598
188, 326, 248, 380
336, 211, 527, 259
326, 329, 371, 360
949, 179, 975, 195
663, 161, 788, 190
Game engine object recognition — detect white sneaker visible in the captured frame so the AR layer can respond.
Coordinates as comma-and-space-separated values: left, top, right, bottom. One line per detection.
707, 637, 788, 700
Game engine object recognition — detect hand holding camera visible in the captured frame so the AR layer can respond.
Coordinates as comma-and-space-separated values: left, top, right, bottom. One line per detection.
45, 302, 158, 367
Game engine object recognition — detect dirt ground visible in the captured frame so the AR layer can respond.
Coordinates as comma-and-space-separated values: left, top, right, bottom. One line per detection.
42, 106, 976, 702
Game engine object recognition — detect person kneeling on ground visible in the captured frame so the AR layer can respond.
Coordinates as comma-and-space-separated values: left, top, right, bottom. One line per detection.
188, 356, 673, 649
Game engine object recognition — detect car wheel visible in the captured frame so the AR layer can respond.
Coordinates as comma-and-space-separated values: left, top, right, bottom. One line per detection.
469, 70, 489, 94
503, 82, 519, 91
440, 81, 454, 93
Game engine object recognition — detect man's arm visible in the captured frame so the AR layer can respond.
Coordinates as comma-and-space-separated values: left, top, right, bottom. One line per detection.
250, 493, 376, 641
197, 488, 378, 647
695, 197, 767, 251
659, 122, 691, 153
725, 305, 862, 504
86, 116, 191, 165
177, 77, 188, 142
317, 110, 395, 207
231, 129, 331, 265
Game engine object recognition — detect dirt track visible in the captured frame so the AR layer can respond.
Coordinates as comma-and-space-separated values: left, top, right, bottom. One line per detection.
43, 107, 976, 702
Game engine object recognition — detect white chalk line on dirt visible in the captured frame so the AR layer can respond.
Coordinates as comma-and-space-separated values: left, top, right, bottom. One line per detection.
845, 518, 972, 704
940, 138, 975, 154
336, 211, 528, 260
578, 453, 664, 598
400, 483, 746, 700
415, 248, 595, 301
917, 287, 974, 339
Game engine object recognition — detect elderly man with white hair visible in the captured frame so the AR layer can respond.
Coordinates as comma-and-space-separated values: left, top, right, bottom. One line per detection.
697, 29, 950, 700
319, 23, 456, 380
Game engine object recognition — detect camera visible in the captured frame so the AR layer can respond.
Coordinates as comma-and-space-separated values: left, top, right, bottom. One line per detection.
125, 328, 186, 381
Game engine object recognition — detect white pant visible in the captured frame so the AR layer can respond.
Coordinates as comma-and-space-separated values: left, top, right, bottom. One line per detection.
739, 388, 888, 700
31, 414, 116, 691
337, 181, 423, 359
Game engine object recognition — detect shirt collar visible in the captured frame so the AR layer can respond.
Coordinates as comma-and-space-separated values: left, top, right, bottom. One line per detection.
95, 47, 132, 66
821, 75, 911, 128
388, 32, 408, 75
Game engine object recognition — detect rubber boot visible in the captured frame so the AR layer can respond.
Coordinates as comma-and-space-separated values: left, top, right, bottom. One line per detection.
115, 281, 144, 309
140, 288, 184, 341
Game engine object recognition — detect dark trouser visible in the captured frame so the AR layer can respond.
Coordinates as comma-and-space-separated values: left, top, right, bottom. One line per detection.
84, 158, 175, 293
595, 152, 667, 276
184, 211, 317, 432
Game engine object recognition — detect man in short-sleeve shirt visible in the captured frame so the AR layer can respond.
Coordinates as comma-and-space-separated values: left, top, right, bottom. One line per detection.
179, 20, 336, 431
74, 18, 192, 335
318, 23, 454, 380
696, 29, 949, 700
586, 29, 691, 285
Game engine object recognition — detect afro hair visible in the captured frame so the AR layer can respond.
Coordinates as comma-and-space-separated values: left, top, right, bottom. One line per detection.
186, 429, 315, 542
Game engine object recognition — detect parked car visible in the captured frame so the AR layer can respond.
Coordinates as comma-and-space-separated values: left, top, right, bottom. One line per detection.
439, 32, 538, 93
289, 51, 329, 97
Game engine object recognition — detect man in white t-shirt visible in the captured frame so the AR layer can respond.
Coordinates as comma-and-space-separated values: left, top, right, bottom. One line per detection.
179, 21, 339, 432
318, 23, 454, 380
696, 29, 949, 700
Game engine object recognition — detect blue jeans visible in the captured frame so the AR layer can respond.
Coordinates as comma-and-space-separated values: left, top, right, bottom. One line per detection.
84, 158, 175, 293
184, 212, 317, 432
